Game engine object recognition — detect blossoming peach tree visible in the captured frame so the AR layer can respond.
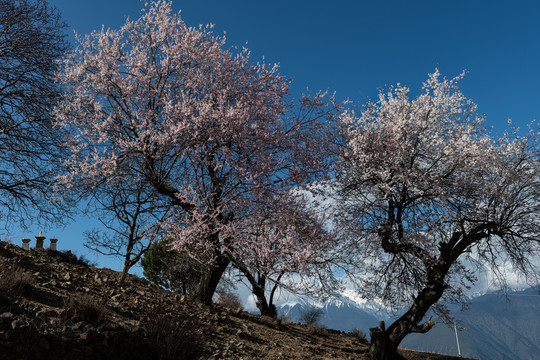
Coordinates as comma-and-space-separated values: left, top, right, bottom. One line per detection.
336, 70, 540, 359
228, 193, 338, 317
54, 1, 339, 304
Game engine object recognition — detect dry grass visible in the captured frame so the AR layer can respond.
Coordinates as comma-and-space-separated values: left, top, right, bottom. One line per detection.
0, 265, 34, 306
63, 293, 107, 325
141, 307, 208, 360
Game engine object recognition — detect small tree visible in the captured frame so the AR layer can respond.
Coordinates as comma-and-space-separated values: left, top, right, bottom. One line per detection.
0, 0, 69, 228
231, 194, 337, 317
55, 0, 338, 304
142, 240, 170, 288
336, 70, 540, 359
141, 240, 202, 295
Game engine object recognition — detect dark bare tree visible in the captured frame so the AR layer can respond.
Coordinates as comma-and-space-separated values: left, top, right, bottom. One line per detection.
84, 180, 170, 282
0, 0, 69, 228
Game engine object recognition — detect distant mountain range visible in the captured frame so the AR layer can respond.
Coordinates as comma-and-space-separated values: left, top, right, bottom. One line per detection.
279, 295, 380, 334
278, 288, 540, 359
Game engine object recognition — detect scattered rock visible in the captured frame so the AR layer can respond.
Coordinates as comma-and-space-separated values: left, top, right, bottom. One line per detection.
0, 312, 13, 320
71, 321, 86, 331
37, 309, 57, 318
11, 319, 24, 329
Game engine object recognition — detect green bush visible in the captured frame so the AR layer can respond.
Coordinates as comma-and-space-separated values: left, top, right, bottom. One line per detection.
141, 241, 201, 295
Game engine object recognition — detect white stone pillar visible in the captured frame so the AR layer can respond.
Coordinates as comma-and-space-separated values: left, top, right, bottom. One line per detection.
21, 238, 31, 250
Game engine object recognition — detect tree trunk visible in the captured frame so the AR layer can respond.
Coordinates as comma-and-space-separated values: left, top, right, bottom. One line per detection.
369, 321, 391, 360
120, 265, 129, 283
194, 254, 230, 305
367, 225, 483, 359
368, 285, 443, 359
231, 262, 279, 317
368, 334, 406, 360
249, 276, 277, 318
120, 255, 132, 283
254, 288, 277, 318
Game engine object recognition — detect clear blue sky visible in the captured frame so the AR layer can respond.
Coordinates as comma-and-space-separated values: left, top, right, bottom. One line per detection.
9, 0, 540, 273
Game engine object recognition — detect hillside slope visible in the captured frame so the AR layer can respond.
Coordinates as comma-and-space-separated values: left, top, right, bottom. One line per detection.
0, 240, 469, 360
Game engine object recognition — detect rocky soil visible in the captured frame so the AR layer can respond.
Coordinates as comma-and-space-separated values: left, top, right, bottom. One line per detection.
0, 240, 470, 359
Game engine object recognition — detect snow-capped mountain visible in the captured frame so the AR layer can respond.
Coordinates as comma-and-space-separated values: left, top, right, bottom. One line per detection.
278, 293, 385, 333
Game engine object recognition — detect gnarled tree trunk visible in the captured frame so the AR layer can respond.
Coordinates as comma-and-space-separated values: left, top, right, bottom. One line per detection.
368, 275, 445, 359
254, 287, 277, 318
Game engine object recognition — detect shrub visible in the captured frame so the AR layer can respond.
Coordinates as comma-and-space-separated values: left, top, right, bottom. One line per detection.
351, 328, 367, 342
277, 311, 292, 324
141, 308, 206, 360
0, 266, 34, 306
299, 305, 324, 326
63, 293, 107, 325
307, 323, 328, 336
75, 253, 96, 267
216, 290, 242, 310
46, 249, 92, 267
